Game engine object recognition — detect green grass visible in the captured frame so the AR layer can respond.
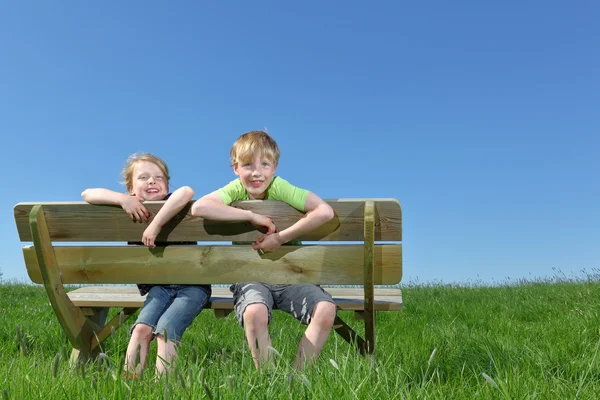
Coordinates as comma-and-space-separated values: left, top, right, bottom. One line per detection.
1, 276, 600, 399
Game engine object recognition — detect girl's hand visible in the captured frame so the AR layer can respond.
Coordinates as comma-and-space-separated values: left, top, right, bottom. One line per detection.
120, 196, 150, 222
142, 222, 161, 248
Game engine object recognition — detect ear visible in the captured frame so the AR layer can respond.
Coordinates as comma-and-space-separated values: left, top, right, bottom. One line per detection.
233, 164, 240, 176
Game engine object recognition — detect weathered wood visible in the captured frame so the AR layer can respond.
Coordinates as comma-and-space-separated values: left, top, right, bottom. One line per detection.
29, 205, 95, 358
90, 307, 139, 351
16, 198, 403, 362
23, 244, 402, 285
14, 199, 402, 242
333, 316, 367, 355
66, 286, 403, 310
363, 201, 376, 354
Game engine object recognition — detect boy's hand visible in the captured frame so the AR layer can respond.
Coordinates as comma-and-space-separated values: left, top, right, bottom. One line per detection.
249, 212, 277, 235
253, 232, 284, 253
142, 222, 161, 248
121, 196, 150, 222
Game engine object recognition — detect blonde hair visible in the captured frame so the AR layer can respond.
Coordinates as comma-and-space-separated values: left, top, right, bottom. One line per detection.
121, 153, 170, 193
230, 130, 280, 167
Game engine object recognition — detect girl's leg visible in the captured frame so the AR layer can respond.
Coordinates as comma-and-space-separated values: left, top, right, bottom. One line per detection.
153, 285, 210, 378
155, 335, 178, 377
125, 286, 171, 378
125, 323, 153, 377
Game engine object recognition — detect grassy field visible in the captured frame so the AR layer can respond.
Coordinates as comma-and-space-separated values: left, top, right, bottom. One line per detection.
1, 276, 599, 399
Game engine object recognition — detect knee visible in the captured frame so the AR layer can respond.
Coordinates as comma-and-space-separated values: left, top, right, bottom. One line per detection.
243, 303, 269, 328
131, 324, 154, 342
312, 301, 336, 328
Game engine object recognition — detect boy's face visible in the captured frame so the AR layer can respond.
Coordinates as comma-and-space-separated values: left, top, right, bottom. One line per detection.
233, 154, 277, 200
130, 161, 168, 201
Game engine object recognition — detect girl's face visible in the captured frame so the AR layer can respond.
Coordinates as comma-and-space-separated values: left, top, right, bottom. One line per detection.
130, 161, 168, 201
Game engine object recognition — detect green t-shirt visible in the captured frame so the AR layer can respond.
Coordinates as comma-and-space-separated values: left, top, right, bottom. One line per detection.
217, 176, 310, 245
217, 176, 309, 210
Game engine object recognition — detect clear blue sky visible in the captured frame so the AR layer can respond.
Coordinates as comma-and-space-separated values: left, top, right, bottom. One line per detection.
1, 1, 598, 284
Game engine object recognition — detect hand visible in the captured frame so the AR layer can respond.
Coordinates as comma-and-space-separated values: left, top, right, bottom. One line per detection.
249, 212, 276, 235
121, 196, 149, 222
142, 222, 161, 248
252, 232, 284, 253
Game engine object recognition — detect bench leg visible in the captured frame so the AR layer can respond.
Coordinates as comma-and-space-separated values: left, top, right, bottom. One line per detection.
333, 316, 368, 355
29, 205, 97, 363
90, 307, 140, 352
363, 200, 376, 355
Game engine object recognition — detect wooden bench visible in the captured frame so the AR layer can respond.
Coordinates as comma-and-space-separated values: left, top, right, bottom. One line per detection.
14, 199, 402, 364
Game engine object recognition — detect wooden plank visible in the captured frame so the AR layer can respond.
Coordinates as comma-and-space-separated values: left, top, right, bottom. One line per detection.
29, 205, 94, 356
363, 201, 376, 354
23, 244, 402, 285
66, 286, 402, 311
14, 199, 402, 242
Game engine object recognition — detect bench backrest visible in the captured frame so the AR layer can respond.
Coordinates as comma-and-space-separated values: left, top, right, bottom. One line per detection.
14, 199, 402, 286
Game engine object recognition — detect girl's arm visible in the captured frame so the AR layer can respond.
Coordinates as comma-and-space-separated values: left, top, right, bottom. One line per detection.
142, 186, 194, 248
81, 188, 149, 222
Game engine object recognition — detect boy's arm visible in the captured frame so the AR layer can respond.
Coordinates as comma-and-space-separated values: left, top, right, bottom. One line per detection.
253, 192, 334, 253
191, 192, 276, 233
81, 188, 149, 222
142, 186, 194, 248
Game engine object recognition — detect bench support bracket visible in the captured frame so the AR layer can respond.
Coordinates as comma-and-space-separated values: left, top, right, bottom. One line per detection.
29, 205, 103, 365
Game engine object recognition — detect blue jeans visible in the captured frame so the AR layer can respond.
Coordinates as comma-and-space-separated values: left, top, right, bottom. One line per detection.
131, 285, 211, 343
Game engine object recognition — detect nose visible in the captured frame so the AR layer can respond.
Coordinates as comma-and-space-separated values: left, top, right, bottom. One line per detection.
147, 176, 156, 184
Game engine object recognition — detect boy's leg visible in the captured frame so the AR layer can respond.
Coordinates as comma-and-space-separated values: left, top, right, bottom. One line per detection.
125, 286, 171, 377
293, 300, 336, 370
232, 282, 274, 369
153, 285, 211, 377
274, 284, 336, 370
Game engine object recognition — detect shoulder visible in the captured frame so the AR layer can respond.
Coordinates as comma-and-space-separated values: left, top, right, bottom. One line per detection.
217, 179, 247, 204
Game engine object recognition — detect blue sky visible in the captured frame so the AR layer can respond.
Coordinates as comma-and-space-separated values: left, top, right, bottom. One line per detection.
1, 1, 598, 284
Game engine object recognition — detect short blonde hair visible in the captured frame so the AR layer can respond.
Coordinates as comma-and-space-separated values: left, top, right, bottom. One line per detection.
230, 130, 280, 167
121, 153, 170, 193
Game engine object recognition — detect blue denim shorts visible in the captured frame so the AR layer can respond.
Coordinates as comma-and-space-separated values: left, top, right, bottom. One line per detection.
131, 285, 211, 343
231, 282, 335, 326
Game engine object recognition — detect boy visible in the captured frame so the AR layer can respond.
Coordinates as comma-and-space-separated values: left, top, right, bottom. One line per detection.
191, 131, 336, 370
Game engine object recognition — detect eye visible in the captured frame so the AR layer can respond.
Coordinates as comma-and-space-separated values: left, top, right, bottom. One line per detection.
242, 163, 252, 168
139, 175, 148, 180
155, 176, 164, 180
262, 162, 270, 167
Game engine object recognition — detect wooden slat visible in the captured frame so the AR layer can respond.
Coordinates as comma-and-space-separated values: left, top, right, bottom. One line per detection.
14, 199, 402, 242
67, 286, 403, 311
23, 244, 402, 285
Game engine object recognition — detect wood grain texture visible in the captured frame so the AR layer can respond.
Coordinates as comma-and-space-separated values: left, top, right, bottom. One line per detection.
29, 205, 94, 354
363, 200, 376, 354
14, 199, 402, 242
23, 244, 402, 285
67, 286, 403, 311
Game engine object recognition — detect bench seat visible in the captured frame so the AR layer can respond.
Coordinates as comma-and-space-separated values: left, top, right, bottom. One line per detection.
68, 286, 403, 311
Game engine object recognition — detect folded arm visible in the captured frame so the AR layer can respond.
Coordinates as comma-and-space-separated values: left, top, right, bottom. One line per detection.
254, 192, 334, 252
191, 192, 276, 234
81, 188, 149, 222
142, 186, 194, 248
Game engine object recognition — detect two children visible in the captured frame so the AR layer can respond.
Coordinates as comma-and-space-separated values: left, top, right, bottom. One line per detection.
83, 131, 335, 376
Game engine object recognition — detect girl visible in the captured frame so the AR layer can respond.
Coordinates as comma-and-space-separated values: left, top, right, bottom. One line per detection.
82, 153, 210, 378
